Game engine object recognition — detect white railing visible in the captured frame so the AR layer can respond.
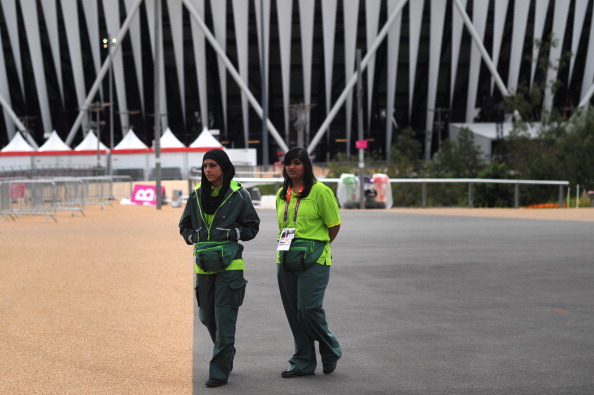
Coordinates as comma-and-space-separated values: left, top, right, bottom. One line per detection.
218, 177, 569, 209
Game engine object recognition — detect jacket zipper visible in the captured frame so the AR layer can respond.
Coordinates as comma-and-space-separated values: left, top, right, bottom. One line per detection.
196, 189, 236, 240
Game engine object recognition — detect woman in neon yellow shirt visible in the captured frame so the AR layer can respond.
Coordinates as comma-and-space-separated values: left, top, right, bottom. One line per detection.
275, 147, 342, 378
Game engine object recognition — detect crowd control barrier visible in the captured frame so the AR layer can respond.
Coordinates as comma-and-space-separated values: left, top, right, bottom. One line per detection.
0, 176, 132, 221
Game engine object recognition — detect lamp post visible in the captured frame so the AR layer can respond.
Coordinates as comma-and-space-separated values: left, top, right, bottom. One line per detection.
88, 102, 105, 169
260, 0, 269, 170
102, 36, 116, 175
356, 49, 365, 210
154, 0, 162, 209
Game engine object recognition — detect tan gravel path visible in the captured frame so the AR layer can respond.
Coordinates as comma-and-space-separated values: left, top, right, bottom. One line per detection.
1, 203, 194, 395
1, 182, 593, 394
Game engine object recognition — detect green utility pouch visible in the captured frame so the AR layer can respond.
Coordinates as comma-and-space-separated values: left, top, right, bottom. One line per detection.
194, 241, 239, 272
280, 239, 326, 272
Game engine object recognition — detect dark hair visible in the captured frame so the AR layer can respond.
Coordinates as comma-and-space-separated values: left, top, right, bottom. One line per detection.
280, 147, 317, 200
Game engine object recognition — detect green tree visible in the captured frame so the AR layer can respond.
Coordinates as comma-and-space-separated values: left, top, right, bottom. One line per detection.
387, 128, 424, 206
556, 108, 594, 189
419, 128, 485, 206
424, 127, 484, 178
387, 127, 423, 177
474, 161, 514, 207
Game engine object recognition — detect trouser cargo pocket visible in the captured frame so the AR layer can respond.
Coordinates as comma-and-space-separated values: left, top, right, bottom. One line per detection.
215, 271, 248, 308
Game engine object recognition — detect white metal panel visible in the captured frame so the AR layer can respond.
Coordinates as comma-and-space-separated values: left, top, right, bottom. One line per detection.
531, 0, 550, 86
465, 0, 488, 122
277, 0, 293, 143
343, 0, 360, 153
507, 0, 530, 93
103, 0, 130, 132
233, 0, 250, 147
145, 0, 168, 128
0, 0, 23, 94
21, 0, 52, 136
254, 0, 271, 111
0, 27, 14, 140
426, 0, 446, 135
408, 0, 424, 118
81, 0, 101, 78
167, 0, 186, 120
543, 0, 570, 115
365, 0, 381, 130
299, 0, 315, 146
210, 0, 228, 135
124, 0, 145, 113
451, 0, 467, 103
60, 0, 86, 123
580, 2, 594, 107
188, 0, 209, 133
385, 0, 402, 158
569, 0, 589, 84
490, 0, 509, 94
40, 0, 63, 101
322, 0, 338, 116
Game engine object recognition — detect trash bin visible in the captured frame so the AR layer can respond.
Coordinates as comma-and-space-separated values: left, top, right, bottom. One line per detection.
336, 173, 360, 208
372, 173, 392, 209
171, 189, 183, 208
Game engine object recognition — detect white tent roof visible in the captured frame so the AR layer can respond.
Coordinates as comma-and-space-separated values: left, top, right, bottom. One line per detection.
1, 132, 36, 152
114, 129, 148, 149
38, 130, 71, 151
190, 129, 223, 148
157, 127, 185, 148
75, 131, 108, 151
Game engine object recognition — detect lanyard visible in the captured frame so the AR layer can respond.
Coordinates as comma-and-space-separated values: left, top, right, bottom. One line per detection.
283, 186, 302, 222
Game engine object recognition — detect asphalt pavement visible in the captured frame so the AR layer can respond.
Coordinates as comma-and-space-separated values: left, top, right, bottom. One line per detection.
193, 209, 594, 394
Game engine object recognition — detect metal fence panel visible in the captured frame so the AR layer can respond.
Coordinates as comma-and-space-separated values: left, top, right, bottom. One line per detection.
53, 178, 85, 216
0, 180, 57, 222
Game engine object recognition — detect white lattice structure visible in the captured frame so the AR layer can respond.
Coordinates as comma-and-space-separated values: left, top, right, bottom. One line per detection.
0, 0, 593, 162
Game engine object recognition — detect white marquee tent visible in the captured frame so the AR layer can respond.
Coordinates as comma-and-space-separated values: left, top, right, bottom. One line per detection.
1, 132, 35, 152
0, 127, 257, 179
0, 132, 36, 169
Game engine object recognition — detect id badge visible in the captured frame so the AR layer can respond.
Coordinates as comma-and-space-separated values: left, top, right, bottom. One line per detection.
277, 228, 296, 251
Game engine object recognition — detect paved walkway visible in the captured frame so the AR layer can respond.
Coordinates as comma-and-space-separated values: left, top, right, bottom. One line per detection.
194, 209, 594, 393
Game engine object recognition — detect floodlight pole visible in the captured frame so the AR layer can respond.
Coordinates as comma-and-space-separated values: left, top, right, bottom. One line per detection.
356, 50, 365, 210
103, 35, 116, 175
260, 0, 269, 170
154, 0, 162, 210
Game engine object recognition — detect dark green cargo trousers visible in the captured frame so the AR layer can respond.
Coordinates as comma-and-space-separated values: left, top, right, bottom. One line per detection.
277, 262, 342, 374
196, 270, 247, 382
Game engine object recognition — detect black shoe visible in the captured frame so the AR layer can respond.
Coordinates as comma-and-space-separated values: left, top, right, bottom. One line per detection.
281, 368, 315, 378
323, 362, 337, 374
205, 378, 226, 387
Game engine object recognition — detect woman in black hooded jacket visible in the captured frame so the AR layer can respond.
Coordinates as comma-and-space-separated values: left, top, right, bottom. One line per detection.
179, 149, 260, 388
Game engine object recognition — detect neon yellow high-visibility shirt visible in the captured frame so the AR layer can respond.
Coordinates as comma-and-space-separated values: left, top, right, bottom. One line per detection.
275, 181, 341, 265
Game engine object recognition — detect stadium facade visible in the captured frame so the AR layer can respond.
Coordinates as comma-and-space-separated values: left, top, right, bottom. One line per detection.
1, 0, 594, 164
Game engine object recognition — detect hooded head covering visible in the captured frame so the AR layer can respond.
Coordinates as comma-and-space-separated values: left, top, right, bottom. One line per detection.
200, 149, 235, 214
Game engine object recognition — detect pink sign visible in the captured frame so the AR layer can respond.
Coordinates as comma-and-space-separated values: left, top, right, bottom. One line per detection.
130, 184, 165, 205
355, 140, 368, 149
10, 183, 26, 199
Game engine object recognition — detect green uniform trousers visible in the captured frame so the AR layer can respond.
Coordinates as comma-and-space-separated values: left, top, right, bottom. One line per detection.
196, 270, 247, 382
277, 262, 342, 374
